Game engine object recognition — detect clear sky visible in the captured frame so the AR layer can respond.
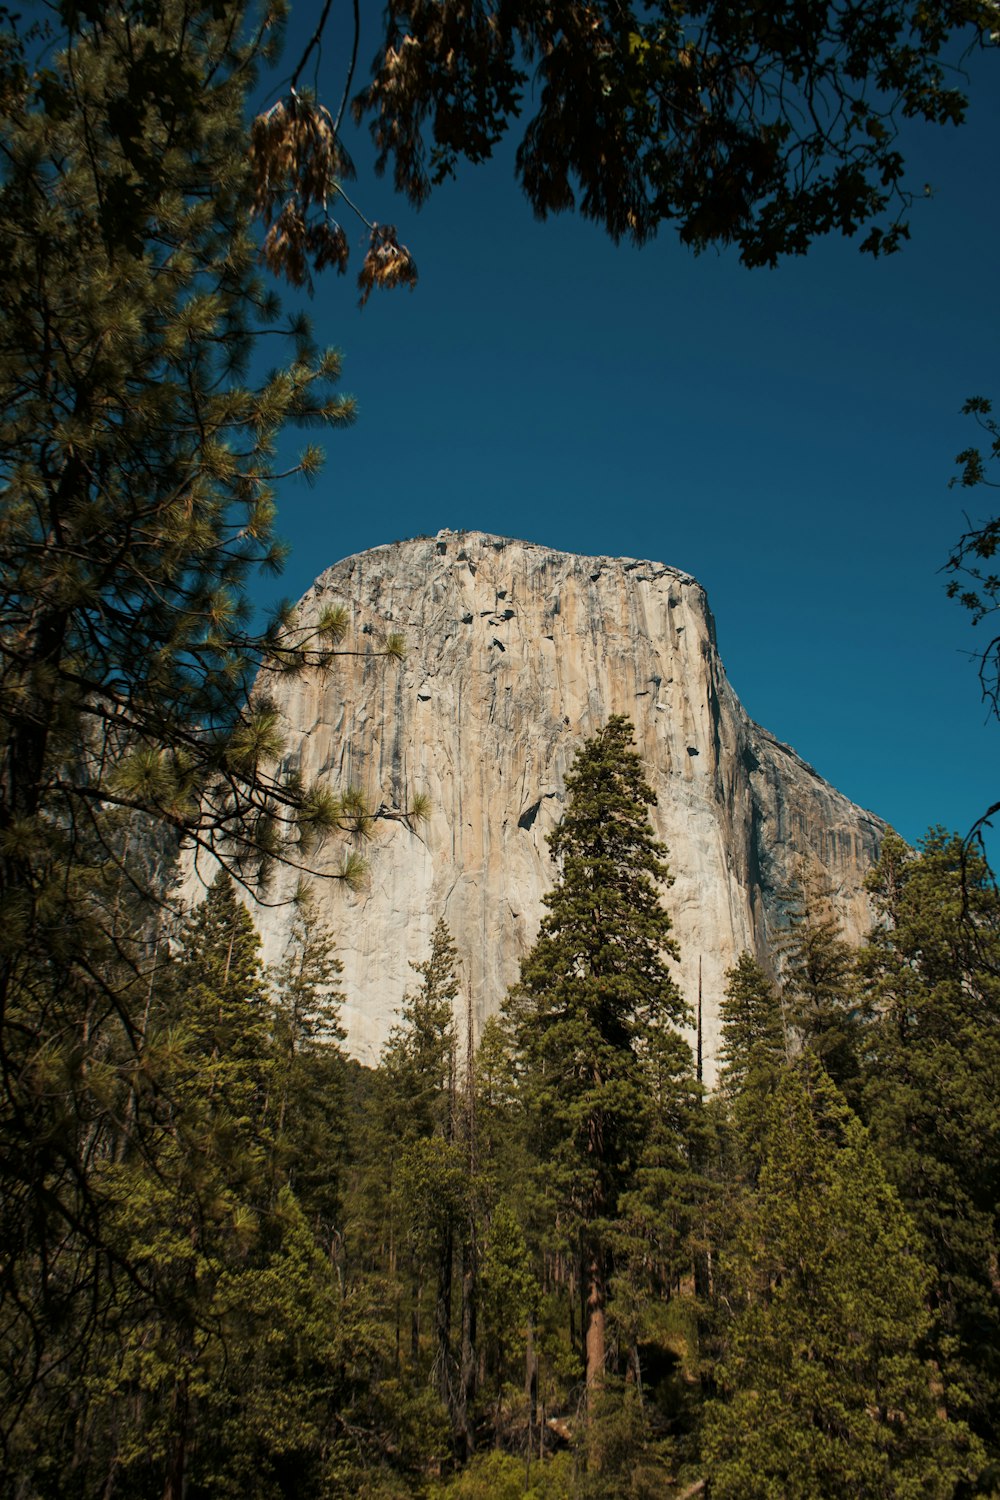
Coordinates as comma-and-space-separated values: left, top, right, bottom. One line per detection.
254, 22, 999, 860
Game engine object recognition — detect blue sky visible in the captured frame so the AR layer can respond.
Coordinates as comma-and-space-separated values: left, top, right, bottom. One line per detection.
256, 24, 999, 858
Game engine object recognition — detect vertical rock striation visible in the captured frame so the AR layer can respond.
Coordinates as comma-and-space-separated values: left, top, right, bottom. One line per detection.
237, 532, 884, 1080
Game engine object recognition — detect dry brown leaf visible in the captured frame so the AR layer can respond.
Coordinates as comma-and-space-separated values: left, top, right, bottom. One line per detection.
357, 223, 419, 306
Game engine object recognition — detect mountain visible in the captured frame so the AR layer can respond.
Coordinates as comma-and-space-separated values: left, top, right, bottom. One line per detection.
230, 531, 884, 1080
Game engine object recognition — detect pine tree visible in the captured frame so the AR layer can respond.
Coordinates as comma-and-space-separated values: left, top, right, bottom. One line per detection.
702, 1057, 982, 1498
506, 716, 689, 1402
199, 1187, 347, 1500
0, 0, 360, 877
718, 952, 785, 1180
43, 875, 282, 1499
0, 0, 376, 1454
357, 920, 464, 1414
777, 868, 861, 1097
477, 1198, 538, 1435
383, 918, 460, 1143
171, 872, 274, 1133
718, 953, 784, 1092
269, 885, 347, 1227
860, 829, 1000, 1469
396, 921, 461, 1410
609, 1021, 704, 1387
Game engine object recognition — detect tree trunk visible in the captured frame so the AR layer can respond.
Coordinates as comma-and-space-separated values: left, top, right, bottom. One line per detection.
455, 1224, 477, 1458
569, 1272, 577, 1356
525, 1316, 538, 1448
454, 984, 477, 1457
584, 1244, 606, 1396
410, 1260, 421, 1366
162, 1371, 189, 1500
435, 1215, 453, 1405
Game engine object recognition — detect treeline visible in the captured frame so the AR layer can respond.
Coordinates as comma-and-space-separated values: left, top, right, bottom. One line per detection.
5, 719, 999, 1499
3, 2, 999, 1495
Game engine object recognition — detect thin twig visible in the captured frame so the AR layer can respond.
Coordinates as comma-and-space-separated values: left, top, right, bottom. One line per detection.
332, 181, 376, 232
289, 0, 335, 92
333, 0, 361, 138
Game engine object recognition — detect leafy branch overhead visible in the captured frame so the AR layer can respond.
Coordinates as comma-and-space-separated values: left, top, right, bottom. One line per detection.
250, 87, 417, 300
250, 0, 997, 292
946, 396, 1000, 845
353, 0, 999, 266
0, 0, 432, 903
0, 0, 430, 1458
948, 398, 1000, 704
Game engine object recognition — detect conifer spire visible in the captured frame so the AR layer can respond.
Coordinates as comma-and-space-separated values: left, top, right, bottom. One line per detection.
507, 715, 689, 1406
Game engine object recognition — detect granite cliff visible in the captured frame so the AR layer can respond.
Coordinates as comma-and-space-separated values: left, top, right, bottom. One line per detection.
231, 531, 884, 1081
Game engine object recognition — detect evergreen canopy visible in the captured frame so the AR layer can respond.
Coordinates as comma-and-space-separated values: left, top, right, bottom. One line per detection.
0, 0, 376, 1451
507, 714, 689, 1395
704, 1058, 982, 1499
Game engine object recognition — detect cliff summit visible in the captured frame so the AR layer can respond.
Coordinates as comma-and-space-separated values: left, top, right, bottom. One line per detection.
227, 531, 884, 1080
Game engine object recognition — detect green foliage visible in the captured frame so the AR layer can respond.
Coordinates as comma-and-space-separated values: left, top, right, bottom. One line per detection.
269, 883, 348, 1222
577, 1381, 677, 1500
13, 818, 997, 1495
507, 714, 688, 1247
610, 1024, 705, 1350
0, 0, 359, 880
506, 715, 693, 1404
339, 920, 466, 1458
202, 1190, 347, 1497
434, 1448, 575, 1499
861, 829, 1000, 1469
383, 917, 459, 1142
478, 1197, 538, 1390
91, 1183, 349, 1500
718, 952, 784, 1093
0, 0, 382, 1460
717, 952, 785, 1179
776, 867, 861, 1098
170, 872, 274, 1127
703, 1058, 982, 1498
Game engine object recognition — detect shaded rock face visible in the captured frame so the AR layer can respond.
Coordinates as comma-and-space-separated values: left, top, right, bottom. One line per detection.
247, 532, 884, 1081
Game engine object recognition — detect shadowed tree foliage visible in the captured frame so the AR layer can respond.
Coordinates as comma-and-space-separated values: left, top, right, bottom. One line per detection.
269, 883, 348, 1228
505, 715, 690, 1407
0, 0, 408, 1465
0, 0, 369, 889
93, 873, 279, 1500
703, 1057, 982, 1499
717, 951, 785, 1181
947, 395, 1000, 840
347, 919, 464, 1434
352, 0, 998, 267
948, 394, 1000, 696
861, 829, 1000, 1476
776, 867, 861, 1099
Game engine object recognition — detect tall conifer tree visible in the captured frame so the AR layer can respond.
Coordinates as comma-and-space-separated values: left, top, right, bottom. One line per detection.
777, 869, 860, 1097
703, 1058, 982, 1498
0, 0, 370, 1447
861, 830, 1000, 1468
506, 715, 689, 1401
718, 952, 785, 1181
269, 885, 347, 1225
383, 918, 460, 1143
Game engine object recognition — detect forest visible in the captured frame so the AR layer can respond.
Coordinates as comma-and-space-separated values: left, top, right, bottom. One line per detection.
5, 713, 1000, 1498
2, 0, 999, 1496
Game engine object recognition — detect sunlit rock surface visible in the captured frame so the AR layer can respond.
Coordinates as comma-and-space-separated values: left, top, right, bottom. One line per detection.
218, 532, 884, 1081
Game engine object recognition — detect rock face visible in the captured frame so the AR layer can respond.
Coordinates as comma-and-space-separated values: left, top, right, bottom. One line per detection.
245, 531, 885, 1081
